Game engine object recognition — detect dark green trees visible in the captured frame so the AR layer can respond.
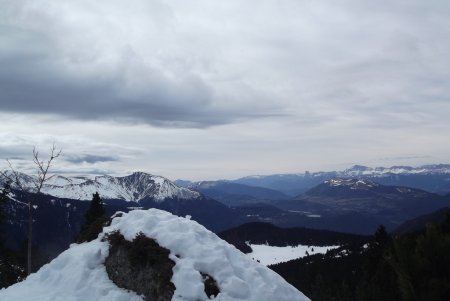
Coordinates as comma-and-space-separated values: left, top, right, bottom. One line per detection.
0, 181, 25, 288
0, 181, 10, 240
271, 219, 450, 301
386, 216, 450, 301
0, 181, 11, 253
76, 192, 108, 243
356, 225, 400, 301
85, 192, 105, 225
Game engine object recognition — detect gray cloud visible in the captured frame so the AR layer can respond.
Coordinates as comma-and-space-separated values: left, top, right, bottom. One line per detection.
64, 154, 119, 164
0, 0, 447, 129
0, 38, 249, 128
50, 168, 117, 176
0, 1, 284, 128
0, 147, 28, 160
0, 0, 450, 179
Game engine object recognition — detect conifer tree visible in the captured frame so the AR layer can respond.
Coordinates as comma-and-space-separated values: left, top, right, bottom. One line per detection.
76, 192, 107, 243
85, 192, 105, 225
0, 181, 11, 248
0, 181, 24, 288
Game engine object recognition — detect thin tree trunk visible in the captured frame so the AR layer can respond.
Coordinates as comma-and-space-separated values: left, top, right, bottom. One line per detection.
27, 200, 32, 275
3, 144, 61, 276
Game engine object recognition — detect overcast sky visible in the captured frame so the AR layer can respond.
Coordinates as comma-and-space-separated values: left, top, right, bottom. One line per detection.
1, 0, 450, 180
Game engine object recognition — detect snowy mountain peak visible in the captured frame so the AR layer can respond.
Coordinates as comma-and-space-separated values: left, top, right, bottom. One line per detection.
0, 209, 310, 301
60, 172, 200, 202
2, 171, 201, 203
0, 170, 36, 187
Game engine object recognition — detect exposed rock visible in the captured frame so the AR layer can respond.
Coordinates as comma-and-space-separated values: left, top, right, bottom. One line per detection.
104, 231, 175, 301
201, 272, 220, 298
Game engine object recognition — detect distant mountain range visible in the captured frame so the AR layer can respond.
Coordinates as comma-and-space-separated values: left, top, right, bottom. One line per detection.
0, 172, 244, 260
185, 181, 290, 206
179, 164, 450, 196
265, 178, 450, 234
2, 167, 450, 263
181, 175, 450, 235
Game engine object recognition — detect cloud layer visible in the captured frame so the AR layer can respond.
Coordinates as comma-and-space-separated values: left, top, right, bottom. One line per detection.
1, 0, 449, 129
0, 0, 289, 127
1, 0, 450, 179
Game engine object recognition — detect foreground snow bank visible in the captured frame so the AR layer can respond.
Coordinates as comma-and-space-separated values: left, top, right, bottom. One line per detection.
1, 209, 310, 301
0, 239, 142, 301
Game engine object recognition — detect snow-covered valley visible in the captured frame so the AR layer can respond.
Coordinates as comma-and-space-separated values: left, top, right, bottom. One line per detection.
247, 244, 339, 266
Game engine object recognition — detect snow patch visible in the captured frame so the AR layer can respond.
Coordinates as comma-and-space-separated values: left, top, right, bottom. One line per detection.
248, 244, 339, 266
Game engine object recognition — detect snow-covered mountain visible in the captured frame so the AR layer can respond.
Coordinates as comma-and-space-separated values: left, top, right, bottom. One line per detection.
324, 178, 380, 190
2, 172, 201, 202
237, 164, 450, 182
341, 164, 450, 177
0, 209, 310, 301
232, 164, 450, 195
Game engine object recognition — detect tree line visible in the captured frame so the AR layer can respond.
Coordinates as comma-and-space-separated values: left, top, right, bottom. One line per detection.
271, 218, 450, 301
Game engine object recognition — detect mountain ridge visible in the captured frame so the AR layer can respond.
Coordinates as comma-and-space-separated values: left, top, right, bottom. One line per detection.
186, 180, 289, 206
229, 164, 450, 195
1, 171, 201, 203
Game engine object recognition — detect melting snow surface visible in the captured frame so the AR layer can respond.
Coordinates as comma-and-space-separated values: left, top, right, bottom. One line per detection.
248, 244, 339, 266
0, 209, 310, 301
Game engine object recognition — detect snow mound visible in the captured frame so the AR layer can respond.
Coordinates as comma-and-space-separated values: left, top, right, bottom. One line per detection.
0, 240, 142, 301
0, 209, 310, 301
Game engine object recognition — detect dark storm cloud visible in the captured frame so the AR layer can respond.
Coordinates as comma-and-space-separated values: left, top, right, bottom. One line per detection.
64, 154, 119, 164
0, 36, 256, 128
0, 7, 280, 129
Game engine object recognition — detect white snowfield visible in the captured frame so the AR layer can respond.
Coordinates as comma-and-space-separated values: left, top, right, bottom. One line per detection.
0, 209, 310, 301
248, 244, 339, 266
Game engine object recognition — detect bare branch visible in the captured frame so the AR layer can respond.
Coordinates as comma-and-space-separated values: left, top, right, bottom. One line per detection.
1, 159, 25, 191
2, 144, 61, 276
33, 144, 62, 194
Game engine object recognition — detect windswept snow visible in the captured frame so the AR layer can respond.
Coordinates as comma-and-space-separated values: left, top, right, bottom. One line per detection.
248, 244, 339, 266
0, 209, 310, 301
